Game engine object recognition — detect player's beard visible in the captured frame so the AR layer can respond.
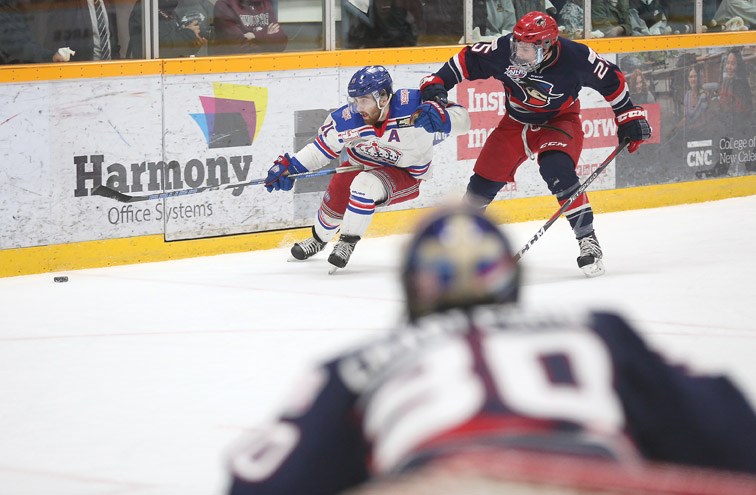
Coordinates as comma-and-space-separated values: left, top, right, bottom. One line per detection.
361, 110, 379, 125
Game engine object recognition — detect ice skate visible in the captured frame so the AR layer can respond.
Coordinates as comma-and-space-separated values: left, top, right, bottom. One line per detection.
577, 232, 605, 278
289, 228, 327, 261
327, 235, 360, 274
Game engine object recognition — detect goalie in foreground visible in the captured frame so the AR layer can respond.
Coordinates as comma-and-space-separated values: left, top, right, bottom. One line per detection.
263, 65, 470, 273
226, 207, 756, 495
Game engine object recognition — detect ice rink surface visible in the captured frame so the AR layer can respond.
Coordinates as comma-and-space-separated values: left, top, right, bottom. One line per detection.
1, 195, 755, 495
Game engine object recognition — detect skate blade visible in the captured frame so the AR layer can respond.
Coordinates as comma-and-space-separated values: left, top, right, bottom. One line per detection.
328, 264, 341, 275
581, 260, 605, 278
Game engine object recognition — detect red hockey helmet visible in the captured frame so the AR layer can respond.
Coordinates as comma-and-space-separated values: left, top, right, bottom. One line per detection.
513, 11, 559, 48
510, 12, 559, 72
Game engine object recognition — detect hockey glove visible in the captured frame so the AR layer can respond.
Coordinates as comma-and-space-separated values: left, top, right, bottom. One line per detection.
616, 106, 652, 153
419, 74, 448, 105
265, 153, 308, 192
412, 101, 452, 134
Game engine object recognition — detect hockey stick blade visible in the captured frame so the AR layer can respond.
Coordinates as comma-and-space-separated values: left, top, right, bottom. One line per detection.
513, 138, 630, 262
91, 165, 364, 203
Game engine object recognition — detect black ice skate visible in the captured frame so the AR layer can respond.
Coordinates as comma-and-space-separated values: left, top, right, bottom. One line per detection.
290, 228, 327, 261
328, 235, 360, 274
577, 232, 605, 278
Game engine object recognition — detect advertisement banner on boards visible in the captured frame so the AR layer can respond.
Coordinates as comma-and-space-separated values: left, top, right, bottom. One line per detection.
615, 45, 756, 186
0, 77, 166, 249
3, 49, 750, 251
158, 64, 471, 241
451, 51, 663, 203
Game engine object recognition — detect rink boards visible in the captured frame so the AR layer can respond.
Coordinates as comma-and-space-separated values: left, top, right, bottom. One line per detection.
1, 37, 755, 277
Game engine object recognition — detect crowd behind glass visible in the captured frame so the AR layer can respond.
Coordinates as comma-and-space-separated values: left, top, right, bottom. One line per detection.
0, 0, 753, 65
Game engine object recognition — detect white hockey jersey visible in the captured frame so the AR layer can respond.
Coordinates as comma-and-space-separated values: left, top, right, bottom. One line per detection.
293, 88, 470, 180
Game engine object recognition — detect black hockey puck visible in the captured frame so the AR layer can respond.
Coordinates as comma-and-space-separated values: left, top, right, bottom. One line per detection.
53, 276, 69, 283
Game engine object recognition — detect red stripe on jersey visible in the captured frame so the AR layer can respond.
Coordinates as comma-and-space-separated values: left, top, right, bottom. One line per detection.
605, 70, 628, 102
315, 135, 338, 158
415, 415, 556, 454
458, 47, 471, 79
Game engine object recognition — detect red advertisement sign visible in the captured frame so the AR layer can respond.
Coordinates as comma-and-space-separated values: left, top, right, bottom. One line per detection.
455, 79, 661, 161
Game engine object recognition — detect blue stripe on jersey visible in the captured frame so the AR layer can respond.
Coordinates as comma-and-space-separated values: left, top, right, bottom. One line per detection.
317, 209, 339, 231
314, 136, 339, 159
408, 162, 431, 178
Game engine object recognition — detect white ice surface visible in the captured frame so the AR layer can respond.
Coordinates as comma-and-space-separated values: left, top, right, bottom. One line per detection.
1, 196, 755, 495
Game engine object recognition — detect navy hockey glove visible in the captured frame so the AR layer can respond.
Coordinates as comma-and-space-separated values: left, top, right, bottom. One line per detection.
616, 106, 652, 153
265, 153, 308, 192
412, 101, 452, 133
419, 74, 448, 105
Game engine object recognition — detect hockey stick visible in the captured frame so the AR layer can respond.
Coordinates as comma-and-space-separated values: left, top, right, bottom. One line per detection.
513, 138, 630, 262
91, 165, 363, 203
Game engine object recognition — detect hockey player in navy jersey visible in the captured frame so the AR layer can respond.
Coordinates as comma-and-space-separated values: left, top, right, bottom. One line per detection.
418, 11, 652, 277
264, 65, 471, 273
226, 207, 756, 495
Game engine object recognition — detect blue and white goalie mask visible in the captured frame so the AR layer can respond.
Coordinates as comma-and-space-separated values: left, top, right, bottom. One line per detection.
401, 207, 521, 321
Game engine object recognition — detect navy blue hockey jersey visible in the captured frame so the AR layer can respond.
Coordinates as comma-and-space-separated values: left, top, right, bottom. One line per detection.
434, 35, 635, 125
227, 306, 756, 495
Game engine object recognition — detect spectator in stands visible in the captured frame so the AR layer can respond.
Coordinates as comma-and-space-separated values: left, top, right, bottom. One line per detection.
0, 0, 73, 64
682, 65, 708, 131
511, 0, 557, 18
341, 0, 423, 49
713, 0, 755, 31
175, 0, 214, 56
127, 0, 208, 58
470, 0, 559, 40
475, 0, 515, 37
659, 0, 692, 33
558, 0, 585, 39
629, 0, 670, 35
591, 0, 632, 37
421, 0, 486, 43
627, 68, 655, 104
212, 0, 287, 54
42, 0, 121, 61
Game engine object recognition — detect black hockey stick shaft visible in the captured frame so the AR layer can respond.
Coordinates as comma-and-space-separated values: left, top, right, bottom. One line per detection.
91, 165, 363, 203
513, 138, 630, 262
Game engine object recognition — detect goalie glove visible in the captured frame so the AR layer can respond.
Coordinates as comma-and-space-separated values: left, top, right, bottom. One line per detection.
419, 74, 448, 105
616, 106, 652, 153
265, 153, 308, 192
412, 101, 451, 134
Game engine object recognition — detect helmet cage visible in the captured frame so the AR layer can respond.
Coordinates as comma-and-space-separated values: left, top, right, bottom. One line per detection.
510, 12, 558, 72
510, 39, 546, 73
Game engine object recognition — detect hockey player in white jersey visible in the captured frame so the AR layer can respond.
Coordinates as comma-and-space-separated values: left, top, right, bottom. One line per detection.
264, 65, 470, 272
